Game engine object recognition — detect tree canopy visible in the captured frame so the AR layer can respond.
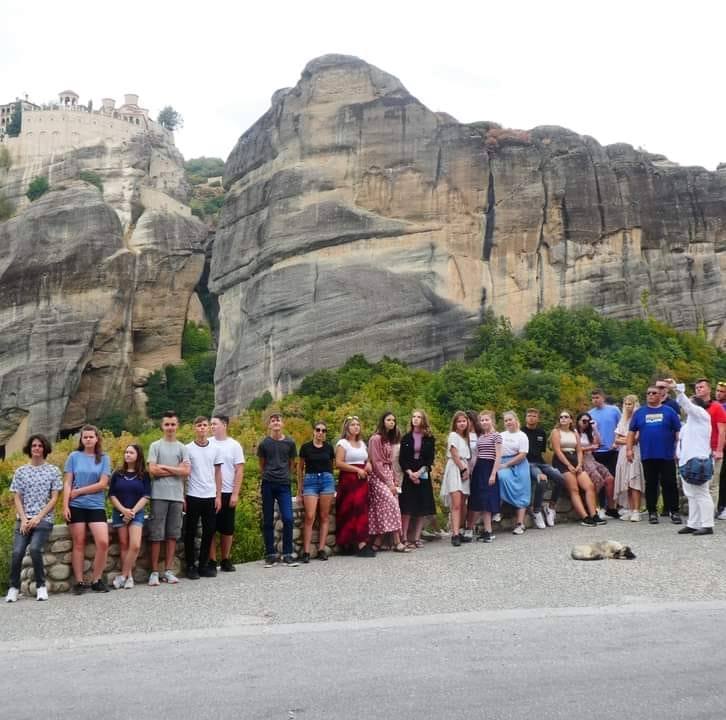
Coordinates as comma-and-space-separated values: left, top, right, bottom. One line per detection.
157, 105, 184, 131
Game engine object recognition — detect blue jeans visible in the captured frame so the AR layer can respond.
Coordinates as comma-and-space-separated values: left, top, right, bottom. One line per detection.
10, 521, 51, 589
261, 482, 293, 556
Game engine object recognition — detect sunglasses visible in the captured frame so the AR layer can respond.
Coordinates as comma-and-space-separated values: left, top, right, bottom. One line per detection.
345, 416, 360, 421
314, 427, 327, 433
559, 415, 570, 419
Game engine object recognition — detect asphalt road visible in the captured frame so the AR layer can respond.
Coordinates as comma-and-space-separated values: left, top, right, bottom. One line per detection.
3, 521, 726, 719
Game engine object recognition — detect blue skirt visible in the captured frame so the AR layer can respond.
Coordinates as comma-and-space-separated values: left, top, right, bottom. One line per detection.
469, 458, 500, 513
497, 455, 531, 509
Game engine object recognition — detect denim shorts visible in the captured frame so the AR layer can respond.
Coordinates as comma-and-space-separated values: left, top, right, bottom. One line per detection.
303, 472, 335, 496
111, 508, 146, 528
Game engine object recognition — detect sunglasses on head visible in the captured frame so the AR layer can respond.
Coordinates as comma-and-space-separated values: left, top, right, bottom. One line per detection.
345, 416, 359, 421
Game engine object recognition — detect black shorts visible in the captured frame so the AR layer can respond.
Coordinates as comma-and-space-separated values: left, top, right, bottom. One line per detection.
216, 492, 236, 536
552, 451, 578, 474
68, 506, 107, 524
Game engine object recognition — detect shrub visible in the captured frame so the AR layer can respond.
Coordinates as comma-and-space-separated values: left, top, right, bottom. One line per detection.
0, 195, 14, 221
0, 145, 11, 170
26, 176, 49, 202
79, 170, 103, 194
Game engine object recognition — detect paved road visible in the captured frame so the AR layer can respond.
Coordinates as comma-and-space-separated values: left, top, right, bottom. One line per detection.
2, 521, 726, 718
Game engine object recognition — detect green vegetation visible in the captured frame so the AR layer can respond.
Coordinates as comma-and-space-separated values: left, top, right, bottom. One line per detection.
6, 102, 22, 137
0, 145, 11, 170
157, 105, 184, 131
184, 156, 225, 185
2, 307, 725, 581
0, 195, 14, 221
79, 170, 103, 194
26, 175, 49, 202
185, 157, 227, 223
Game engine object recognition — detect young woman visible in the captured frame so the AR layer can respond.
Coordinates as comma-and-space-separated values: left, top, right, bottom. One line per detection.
469, 411, 502, 543
335, 416, 375, 557
5, 434, 62, 602
109, 444, 151, 589
63, 425, 111, 594
440, 411, 471, 546
367, 412, 410, 553
298, 422, 336, 562
614, 395, 644, 520
398, 409, 436, 548
497, 411, 531, 535
576, 412, 617, 518
550, 411, 602, 527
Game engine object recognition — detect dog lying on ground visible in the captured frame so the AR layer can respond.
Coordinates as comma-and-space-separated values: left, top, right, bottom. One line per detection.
571, 540, 636, 561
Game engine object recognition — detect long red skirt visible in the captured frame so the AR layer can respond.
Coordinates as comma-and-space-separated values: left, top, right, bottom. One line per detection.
336, 465, 369, 548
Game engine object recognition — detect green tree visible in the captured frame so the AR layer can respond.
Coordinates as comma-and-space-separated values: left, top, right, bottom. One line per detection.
79, 170, 103, 194
6, 102, 22, 137
26, 175, 49, 202
157, 106, 184, 131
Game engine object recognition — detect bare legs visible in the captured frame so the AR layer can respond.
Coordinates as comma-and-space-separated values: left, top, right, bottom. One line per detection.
117, 524, 143, 578
564, 471, 597, 518
69, 522, 109, 583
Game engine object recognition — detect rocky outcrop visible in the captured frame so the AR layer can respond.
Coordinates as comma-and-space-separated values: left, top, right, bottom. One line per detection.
0, 124, 207, 449
211, 54, 726, 414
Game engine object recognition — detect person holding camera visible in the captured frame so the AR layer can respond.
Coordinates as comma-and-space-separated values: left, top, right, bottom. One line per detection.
440, 411, 471, 546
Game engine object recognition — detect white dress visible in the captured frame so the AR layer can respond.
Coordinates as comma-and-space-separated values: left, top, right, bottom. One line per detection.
440, 432, 471, 506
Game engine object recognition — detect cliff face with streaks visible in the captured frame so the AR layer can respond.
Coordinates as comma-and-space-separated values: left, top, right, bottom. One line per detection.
0, 124, 207, 450
211, 54, 726, 414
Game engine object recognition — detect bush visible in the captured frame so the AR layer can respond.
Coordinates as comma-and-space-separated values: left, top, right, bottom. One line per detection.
0, 145, 11, 170
79, 170, 103, 194
0, 195, 14, 221
26, 176, 49, 202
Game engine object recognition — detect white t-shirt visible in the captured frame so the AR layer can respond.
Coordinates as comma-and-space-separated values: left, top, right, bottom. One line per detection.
501, 430, 529, 457
185, 440, 219, 498
336, 438, 368, 464
446, 432, 471, 461
210, 436, 245, 493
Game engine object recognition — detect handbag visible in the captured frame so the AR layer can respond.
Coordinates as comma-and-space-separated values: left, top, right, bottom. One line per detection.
679, 457, 713, 485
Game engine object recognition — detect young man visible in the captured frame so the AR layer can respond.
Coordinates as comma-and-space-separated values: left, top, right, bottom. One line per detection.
208, 414, 245, 572
522, 409, 564, 528
257, 412, 298, 568
147, 411, 191, 585
184, 416, 221, 580
627, 387, 681, 524
588, 389, 621, 476
693, 379, 726, 512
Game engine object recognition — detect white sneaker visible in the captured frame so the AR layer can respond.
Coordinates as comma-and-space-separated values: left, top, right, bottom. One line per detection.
717, 508, 726, 520
124, 577, 135, 589
619, 511, 631, 521
112, 575, 126, 590
532, 511, 546, 529
148, 571, 160, 587
5, 587, 19, 603
630, 511, 641, 522
512, 523, 525, 535
162, 570, 179, 584
36, 586, 48, 601
544, 506, 556, 527
597, 508, 607, 520
493, 513, 502, 522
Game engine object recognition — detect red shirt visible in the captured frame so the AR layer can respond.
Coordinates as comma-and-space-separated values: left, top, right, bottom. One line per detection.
707, 402, 726, 450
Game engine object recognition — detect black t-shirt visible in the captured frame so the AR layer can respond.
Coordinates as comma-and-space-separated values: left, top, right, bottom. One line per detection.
522, 426, 547, 464
299, 441, 335, 474
257, 436, 297, 484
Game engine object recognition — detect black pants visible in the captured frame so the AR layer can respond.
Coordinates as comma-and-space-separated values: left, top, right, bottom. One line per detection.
593, 450, 618, 476
184, 495, 217, 568
642, 459, 679, 514
718, 460, 726, 511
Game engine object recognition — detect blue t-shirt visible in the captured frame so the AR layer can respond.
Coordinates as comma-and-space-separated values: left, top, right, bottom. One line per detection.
629, 405, 681, 460
588, 404, 622, 452
109, 470, 151, 509
64, 451, 111, 510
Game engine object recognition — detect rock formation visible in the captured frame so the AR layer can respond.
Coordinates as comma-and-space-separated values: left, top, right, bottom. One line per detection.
211, 54, 726, 414
0, 121, 207, 451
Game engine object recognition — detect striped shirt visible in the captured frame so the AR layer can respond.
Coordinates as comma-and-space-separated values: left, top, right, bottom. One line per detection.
476, 432, 502, 460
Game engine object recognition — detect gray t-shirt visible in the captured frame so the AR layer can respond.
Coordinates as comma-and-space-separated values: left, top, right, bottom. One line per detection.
148, 439, 189, 502
257, 436, 296, 484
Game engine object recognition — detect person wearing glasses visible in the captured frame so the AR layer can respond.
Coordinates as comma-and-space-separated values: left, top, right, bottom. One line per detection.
576, 412, 617, 519
550, 411, 602, 527
398, 409, 436, 548
297, 422, 336, 562
335, 416, 375, 557
627, 386, 682, 524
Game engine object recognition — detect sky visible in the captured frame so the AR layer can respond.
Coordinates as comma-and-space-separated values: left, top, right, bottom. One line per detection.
2, 0, 724, 170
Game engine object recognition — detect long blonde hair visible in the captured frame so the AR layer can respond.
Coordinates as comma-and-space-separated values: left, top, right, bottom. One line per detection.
621, 394, 639, 422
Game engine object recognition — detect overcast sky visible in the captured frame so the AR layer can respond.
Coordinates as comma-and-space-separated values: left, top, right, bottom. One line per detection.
2, 0, 723, 169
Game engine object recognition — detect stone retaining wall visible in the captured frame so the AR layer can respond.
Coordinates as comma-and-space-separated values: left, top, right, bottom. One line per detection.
20, 492, 577, 593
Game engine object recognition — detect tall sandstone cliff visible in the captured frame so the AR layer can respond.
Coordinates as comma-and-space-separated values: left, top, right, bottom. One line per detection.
0, 122, 207, 450
212, 54, 726, 414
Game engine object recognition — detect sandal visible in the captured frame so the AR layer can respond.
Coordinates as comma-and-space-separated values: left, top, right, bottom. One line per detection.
370, 544, 382, 553
414, 539, 424, 548
394, 543, 412, 553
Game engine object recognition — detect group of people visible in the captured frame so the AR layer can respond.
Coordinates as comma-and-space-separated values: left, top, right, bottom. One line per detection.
6, 376, 726, 601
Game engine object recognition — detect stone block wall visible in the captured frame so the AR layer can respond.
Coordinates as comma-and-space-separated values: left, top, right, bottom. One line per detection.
20, 493, 581, 593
